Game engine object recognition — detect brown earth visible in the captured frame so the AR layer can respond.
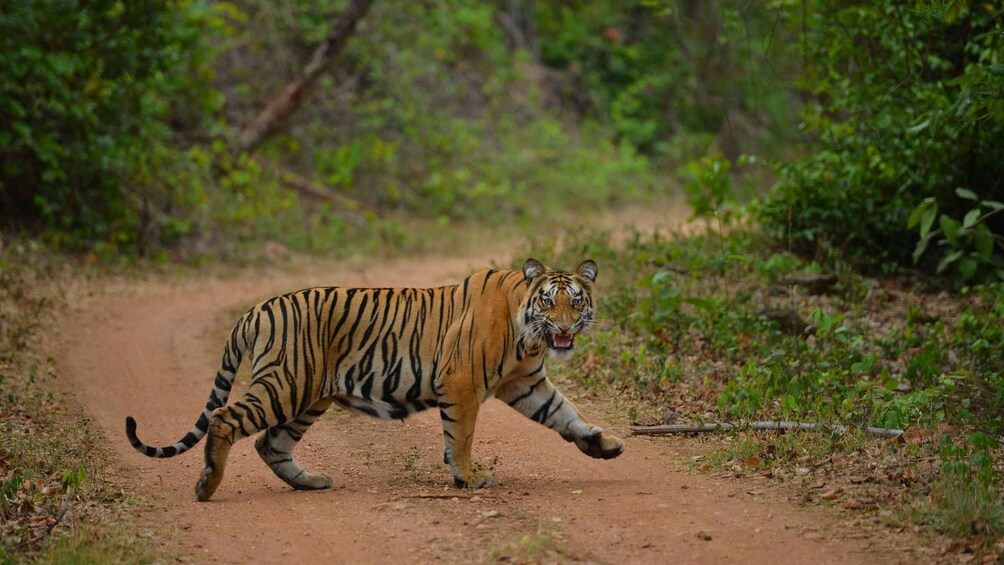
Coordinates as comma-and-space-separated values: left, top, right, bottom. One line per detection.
53, 207, 911, 564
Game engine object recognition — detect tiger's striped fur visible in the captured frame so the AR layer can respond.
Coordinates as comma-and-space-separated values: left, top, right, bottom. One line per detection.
125, 259, 624, 501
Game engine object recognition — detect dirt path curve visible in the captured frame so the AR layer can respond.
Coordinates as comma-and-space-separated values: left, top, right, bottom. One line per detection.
55, 208, 895, 564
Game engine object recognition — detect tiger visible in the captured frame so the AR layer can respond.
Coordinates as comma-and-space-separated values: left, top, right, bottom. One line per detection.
125, 258, 625, 501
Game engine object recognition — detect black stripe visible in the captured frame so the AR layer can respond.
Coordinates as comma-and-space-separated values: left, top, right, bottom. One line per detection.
215, 372, 232, 391
531, 391, 557, 423
481, 270, 496, 293
507, 376, 546, 406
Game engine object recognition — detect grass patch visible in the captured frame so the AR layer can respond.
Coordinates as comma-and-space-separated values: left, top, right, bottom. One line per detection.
700, 430, 870, 475
0, 243, 155, 562
923, 479, 1004, 539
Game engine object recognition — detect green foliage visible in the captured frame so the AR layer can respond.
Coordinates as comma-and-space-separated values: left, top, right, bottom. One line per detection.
535, 0, 800, 158
0, 0, 225, 249
0, 0, 805, 257
231, 0, 659, 227
908, 190, 1004, 281
526, 228, 1004, 434
759, 1, 1004, 284
531, 225, 1004, 545
683, 153, 760, 227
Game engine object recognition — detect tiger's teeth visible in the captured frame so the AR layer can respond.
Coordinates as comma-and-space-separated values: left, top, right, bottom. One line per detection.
551, 332, 573, 348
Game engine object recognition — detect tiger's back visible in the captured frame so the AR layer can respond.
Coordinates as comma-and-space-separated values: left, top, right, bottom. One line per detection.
238, 268, 533, 420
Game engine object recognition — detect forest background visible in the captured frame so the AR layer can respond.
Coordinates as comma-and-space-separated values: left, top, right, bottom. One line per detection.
3, 0, 1000, 283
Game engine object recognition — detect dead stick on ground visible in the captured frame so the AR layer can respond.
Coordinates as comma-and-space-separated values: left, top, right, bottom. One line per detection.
401, 495, 475, 499
630, 421, 904, 438
17, 497, 69, 549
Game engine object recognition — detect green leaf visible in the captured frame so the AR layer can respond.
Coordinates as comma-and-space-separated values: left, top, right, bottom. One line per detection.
906, 119, 929, 135
920, 205, 937, 239
939, 215, 960, 243
913, 233, 933, 264
955, 188, 978, 201
908, 199, 936, 229
988, 64, 1004, 77
982, 200, 1004, 212
958, 257, 977, 280
12, 122, 31, 140
907, 204, 924, 229
962, 208, 980, 229
937, 250, 963, 274
973, 224, 994, 257
943, 0, 965, 22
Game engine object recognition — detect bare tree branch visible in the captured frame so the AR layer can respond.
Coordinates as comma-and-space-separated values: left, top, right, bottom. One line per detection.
252, 159, 378, 225
631, 421, 905, 438
235, 0, 375, 156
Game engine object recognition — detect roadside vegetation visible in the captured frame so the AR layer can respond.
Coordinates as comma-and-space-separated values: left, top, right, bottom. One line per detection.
0, 246, 157, 563
1, 0, 1002, 561
527, 221, 1002, 544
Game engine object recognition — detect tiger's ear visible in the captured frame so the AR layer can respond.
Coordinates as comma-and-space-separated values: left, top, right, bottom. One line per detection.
575, 259, 598, 284
522, 258, 546, 282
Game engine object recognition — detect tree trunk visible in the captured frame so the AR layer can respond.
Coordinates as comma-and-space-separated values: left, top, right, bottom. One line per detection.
235, 0, 375, 156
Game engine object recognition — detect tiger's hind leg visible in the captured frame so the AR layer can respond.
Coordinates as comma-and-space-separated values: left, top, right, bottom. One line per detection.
196, 379, 304, 501
255, 397, 334, 491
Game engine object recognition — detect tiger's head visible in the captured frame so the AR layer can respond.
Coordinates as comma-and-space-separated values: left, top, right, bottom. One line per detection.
519, 258, 599, 360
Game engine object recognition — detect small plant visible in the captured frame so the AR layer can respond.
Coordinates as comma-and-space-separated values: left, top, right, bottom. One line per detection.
683, 153, 755, 228
921, 433, 1004, 538
908, 189, 1004, 283
61, 465, 87, 496
487, 522, 565, 564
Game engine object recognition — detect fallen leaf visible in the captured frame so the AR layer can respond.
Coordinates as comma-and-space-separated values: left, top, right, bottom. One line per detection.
820, 488, 842, 500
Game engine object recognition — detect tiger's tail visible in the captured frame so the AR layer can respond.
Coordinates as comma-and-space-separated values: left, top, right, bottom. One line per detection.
125, 316, 247, 458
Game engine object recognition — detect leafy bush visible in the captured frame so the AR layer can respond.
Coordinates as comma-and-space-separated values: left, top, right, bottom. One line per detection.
535, 0, 800, 159
523, 225, 1003, 435
0, 0, 224, 250
759, 2, 1004, 283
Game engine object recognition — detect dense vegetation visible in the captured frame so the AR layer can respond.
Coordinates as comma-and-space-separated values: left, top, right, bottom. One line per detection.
4, 1, 1000, 282
2, 0, 801, 257
760, 1, 1004, 284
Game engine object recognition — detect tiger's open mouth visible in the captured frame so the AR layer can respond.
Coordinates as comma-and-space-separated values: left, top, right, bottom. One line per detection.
546, 332, 575, 351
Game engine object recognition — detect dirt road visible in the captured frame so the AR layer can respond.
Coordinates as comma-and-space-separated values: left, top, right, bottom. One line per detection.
55, 214, 900, 564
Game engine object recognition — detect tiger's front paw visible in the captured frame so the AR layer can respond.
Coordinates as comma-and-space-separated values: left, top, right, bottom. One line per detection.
452, 467, 496, 489
575, 428, 625, 460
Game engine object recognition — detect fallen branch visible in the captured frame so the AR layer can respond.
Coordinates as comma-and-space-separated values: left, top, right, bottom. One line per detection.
401, 493, 474, 500
17, 496, 69, 549
276, 169, 376, 219
630, 421, 904, 438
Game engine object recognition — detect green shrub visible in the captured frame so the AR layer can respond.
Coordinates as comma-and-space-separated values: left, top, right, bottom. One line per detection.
0, 0, 225, 250
535, 0, 800, 159
759, 2, 1004, 283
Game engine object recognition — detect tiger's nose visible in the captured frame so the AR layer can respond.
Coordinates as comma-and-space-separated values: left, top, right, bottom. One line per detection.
557, 324, 572, 333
